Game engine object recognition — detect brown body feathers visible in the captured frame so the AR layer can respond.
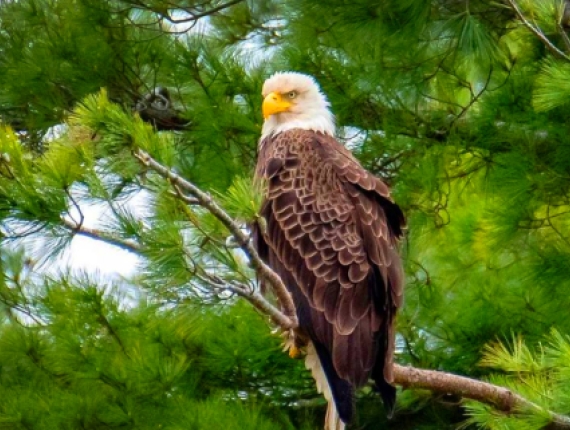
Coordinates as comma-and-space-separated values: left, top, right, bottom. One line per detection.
253, 128, 405, 424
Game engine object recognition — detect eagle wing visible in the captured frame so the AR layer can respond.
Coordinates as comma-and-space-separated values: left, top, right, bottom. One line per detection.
254, 129, 404, 420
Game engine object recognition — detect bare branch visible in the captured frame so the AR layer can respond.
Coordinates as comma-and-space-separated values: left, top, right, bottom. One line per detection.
162, 0, 245, 24
506, 0, 570, 61
197, 272, 294, 329
61, 217, 142, 254
170, 187, 199, 205
449, 65, 494, 129
65, 188, 85, 229
394, 365, 570, 429
117, 0, 245, 27
133, 149, 298, 329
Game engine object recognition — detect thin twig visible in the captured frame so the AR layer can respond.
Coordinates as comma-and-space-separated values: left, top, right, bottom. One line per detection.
97, 312, 128, 355
65, 188, 85, 228
546, 200, 570, 248
449, 65, 494, 129
197, 272, 294, 329
133, 149, 298, 329
170, 187, 200, 205
506, 0, 570, 61
61, 217, 141, 254
160, 0, 245, 23
119, 0, 245, 26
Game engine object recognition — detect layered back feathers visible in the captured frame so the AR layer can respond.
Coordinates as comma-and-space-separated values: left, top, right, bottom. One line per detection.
254, 73, 405, 429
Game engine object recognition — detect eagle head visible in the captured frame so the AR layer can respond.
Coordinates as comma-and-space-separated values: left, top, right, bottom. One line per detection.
261, 72, 335, 139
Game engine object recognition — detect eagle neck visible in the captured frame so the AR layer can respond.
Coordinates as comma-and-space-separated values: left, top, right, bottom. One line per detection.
261, 112, 335, 141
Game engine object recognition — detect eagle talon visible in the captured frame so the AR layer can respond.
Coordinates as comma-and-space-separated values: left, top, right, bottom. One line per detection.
279, 328, 305, 359
289, 345, 302, 359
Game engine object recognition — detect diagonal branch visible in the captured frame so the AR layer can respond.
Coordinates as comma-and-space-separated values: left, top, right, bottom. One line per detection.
197, 272, 295, 329
133, 149, 298, 329
61, 217, 142, 254
166, 0, 245, 23
506, 0, 570, 61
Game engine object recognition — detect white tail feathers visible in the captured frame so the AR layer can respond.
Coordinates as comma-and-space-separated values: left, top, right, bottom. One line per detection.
305, 342, 346, 430
325, 401, 345, 430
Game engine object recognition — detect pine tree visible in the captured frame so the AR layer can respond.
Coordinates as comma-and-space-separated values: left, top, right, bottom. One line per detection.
2, 1, 570, 429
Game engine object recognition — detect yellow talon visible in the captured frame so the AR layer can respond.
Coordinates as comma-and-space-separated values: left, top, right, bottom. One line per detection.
289, 345, 301, 359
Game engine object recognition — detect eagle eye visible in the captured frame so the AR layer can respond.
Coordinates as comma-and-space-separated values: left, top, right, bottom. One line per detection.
286, 91, 297, 99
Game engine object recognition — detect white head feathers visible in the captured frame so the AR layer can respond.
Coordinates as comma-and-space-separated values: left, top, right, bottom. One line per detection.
260, 72, 335, 139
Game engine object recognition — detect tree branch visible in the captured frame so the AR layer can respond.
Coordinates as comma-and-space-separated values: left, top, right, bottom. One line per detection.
197, 272, 294, 330
61, 217, 142, 254
119, 0, 245, 25
394, 365, 570, 429
133, 149, 298, 329
506, 0, 570, 61
128, 151, 570, 428
167, 0, 245, 23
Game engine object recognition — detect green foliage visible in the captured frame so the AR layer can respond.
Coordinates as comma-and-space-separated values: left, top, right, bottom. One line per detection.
461, 331, 570, 428
533, 59, 570, 111
480, 335, 544, 374
0, 254, 314, 429
454, 12, 502, 65
2, 0, 570, 428
462, 401, 550, 430
518, 0, 565, 34
219, 176, 265, 222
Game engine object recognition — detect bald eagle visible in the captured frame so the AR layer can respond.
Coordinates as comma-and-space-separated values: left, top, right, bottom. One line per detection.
253, 72, 405, 429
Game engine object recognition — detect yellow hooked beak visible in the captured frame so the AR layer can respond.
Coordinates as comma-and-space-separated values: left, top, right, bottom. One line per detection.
262, 92, 292, 119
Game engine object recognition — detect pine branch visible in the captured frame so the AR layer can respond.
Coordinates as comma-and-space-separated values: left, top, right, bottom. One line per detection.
129, 152, 570, 428
118, 0, 245, 25
133, 149, 298, 329
170, 0, 245, 23
394, 365, 570, 429
61, 217, 142, 254
196, 272, 295, 330
506, 0, 570, 61
97, 312, 128, 355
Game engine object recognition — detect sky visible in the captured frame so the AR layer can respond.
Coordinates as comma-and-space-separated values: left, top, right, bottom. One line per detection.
39, 191, 147, 280
65, 224, 140, 278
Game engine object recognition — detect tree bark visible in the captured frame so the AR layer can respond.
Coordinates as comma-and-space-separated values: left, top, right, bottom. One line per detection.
394, 364, 570, 429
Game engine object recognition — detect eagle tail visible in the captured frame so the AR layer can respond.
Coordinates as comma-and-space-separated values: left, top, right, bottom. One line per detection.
305, 341, 352, 428
325, 402, 346, 430
371, 327, 397, 418
375, 377, 396, 418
